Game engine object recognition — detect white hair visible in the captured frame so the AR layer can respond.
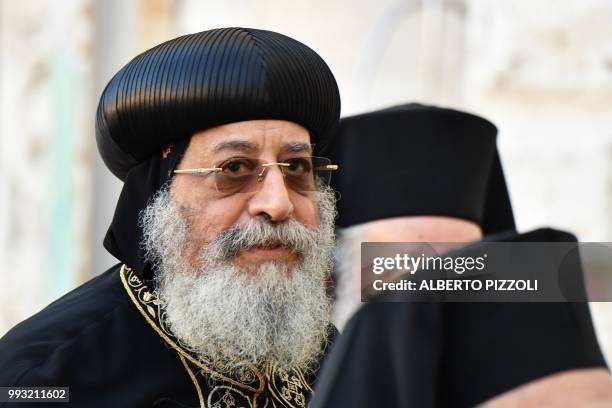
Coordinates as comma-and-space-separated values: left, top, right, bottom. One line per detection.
331, 224, 366, 331
140, 184, 337, 375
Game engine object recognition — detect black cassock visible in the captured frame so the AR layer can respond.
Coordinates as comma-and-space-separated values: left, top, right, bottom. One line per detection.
0, 265, 328, 408
311, 228, 608, 408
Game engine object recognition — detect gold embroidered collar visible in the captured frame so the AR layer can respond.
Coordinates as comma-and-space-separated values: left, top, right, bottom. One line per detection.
120, 264, 315, 408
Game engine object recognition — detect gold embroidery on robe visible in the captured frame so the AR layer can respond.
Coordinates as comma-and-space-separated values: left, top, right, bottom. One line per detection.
120, 265, 315, 408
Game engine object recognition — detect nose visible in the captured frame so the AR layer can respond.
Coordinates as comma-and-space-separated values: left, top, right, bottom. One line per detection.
247, 165, 294, 222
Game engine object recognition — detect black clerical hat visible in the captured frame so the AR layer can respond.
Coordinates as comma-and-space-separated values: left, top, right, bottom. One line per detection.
326, 103, 515, 234
96, 27, 341, 181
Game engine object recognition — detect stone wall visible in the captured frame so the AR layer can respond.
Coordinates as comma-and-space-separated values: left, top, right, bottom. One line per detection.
1, 0, 610, 362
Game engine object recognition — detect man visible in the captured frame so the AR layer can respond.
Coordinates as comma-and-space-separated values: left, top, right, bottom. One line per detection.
312, 104, 610, 407
330, 103, 513, 329
0, 28, 341, 407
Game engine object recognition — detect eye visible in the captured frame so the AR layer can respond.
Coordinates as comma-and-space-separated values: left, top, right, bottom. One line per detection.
219, 158, 257, 177
284, 157, 312, 176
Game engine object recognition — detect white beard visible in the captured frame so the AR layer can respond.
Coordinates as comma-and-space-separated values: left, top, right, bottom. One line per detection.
139, 185, 337, 375
331, 225, 366, 331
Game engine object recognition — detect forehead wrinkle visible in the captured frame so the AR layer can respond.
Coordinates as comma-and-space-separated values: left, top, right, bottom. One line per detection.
211, 140, 259, 155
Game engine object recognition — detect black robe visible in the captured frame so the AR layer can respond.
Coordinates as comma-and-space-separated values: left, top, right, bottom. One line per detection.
310, 228, 608, 408
0, 265, 329, 408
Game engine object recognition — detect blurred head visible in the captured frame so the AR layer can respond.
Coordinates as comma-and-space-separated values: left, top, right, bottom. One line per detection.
327, 103, 512, 329
333, 215, 482, 328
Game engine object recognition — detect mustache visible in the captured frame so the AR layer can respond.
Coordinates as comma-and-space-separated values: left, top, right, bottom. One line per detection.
209, 218, 318, 261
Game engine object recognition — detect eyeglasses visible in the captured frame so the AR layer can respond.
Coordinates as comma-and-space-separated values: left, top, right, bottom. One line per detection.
173, 156, 338, 193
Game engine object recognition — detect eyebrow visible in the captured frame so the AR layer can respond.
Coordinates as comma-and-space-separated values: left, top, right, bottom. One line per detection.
282, 142, 313, 154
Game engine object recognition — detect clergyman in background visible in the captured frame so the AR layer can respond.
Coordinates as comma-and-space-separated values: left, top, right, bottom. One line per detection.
313, 103, 610, 407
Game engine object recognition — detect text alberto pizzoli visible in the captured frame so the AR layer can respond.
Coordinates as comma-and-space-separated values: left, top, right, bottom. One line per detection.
370, 254, 538, 292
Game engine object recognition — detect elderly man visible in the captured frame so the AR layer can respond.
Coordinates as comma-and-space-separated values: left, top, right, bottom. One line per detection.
330, 103, 514, 329
0, 28, 340, 407
312, 104, 610, 407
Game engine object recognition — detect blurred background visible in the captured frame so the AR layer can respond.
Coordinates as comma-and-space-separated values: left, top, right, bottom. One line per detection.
1, 0, 611, 361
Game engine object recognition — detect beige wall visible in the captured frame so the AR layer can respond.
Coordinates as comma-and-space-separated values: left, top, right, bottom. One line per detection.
0, 0, 93, 335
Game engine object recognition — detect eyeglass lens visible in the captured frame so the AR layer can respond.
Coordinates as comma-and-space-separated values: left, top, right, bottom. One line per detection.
213, 157, 333, 193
